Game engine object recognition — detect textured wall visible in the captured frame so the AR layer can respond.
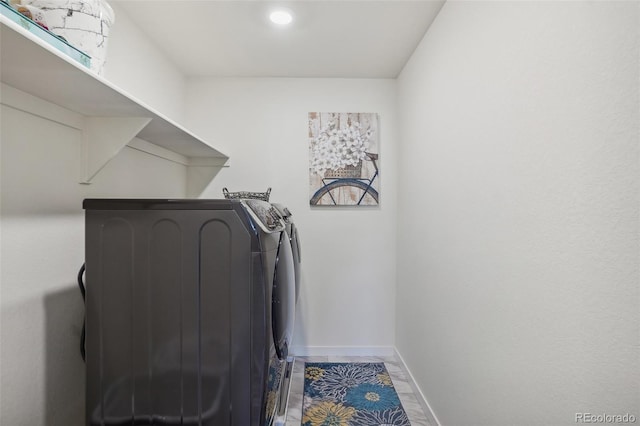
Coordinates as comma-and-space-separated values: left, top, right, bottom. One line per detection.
184, 77, 399, 355
396, 2, 639, 425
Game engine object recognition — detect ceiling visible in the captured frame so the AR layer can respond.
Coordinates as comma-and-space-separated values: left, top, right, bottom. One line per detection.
112, 0, 446, 78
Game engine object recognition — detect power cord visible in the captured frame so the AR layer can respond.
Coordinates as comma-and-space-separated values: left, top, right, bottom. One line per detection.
77, 263, 86, 362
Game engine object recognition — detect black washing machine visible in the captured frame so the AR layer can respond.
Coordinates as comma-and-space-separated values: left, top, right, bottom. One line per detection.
82, 198, 296, 426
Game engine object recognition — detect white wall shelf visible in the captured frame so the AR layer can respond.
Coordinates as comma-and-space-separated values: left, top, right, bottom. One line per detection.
0, 15, 228, 196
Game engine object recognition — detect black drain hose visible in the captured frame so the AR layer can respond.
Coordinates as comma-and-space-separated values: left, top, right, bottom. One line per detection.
77, 263, 86, 362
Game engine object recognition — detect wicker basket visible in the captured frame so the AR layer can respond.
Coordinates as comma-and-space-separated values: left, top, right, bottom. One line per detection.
223, 187, 271, 201
324, 162, 362, 178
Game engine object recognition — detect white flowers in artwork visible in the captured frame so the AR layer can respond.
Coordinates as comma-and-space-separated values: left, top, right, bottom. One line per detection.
310, 120, 372, 176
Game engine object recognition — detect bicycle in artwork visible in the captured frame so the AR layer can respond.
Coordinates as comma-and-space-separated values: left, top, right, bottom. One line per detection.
309, 152, 379, 206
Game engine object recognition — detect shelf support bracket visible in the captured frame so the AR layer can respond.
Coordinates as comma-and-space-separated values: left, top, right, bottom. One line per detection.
80, 116, 152, 184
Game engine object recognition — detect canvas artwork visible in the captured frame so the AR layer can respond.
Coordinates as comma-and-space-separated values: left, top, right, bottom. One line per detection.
308, 112, 379, 206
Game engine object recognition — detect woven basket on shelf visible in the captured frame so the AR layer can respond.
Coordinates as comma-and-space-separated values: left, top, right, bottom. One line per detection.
222, 187, 271, 201
324, 162, 362, 178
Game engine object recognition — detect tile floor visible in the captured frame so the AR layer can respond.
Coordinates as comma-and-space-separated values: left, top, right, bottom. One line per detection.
284, 356, 438, 426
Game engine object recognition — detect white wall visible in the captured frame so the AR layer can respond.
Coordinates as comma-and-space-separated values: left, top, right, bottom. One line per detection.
105, 2, 186, 122
185, 77, 398, 355
0, 4, 190, 421
396, 2, 639, 425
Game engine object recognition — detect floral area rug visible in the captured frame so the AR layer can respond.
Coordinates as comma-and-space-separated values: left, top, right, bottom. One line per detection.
302, 362, 411, 425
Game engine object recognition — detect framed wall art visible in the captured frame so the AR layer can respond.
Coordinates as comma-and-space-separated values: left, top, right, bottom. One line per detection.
308, 112, 379, 206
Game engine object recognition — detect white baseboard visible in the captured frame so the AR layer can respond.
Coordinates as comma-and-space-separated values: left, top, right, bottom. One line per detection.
290, 345, 395, 357
394, 348, 442, 426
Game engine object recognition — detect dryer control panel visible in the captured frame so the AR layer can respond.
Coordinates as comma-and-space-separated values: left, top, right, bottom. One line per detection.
242, 200, 285, 233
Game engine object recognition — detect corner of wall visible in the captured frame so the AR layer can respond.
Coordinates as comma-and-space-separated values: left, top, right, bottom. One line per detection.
104, 2, 187, 123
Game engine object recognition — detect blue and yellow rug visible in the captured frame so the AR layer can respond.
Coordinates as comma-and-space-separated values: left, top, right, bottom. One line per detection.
302, 362, 411, 426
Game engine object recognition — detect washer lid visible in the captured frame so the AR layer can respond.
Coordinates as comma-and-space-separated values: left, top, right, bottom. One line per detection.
242, 200, 285, 233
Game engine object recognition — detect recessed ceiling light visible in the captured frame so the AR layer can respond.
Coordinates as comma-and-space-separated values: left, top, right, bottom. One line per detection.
269, 9, 293, 26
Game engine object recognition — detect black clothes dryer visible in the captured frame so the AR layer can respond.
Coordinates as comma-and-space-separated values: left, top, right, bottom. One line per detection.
271, 203, 301, 305
82, 198, 296, 426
